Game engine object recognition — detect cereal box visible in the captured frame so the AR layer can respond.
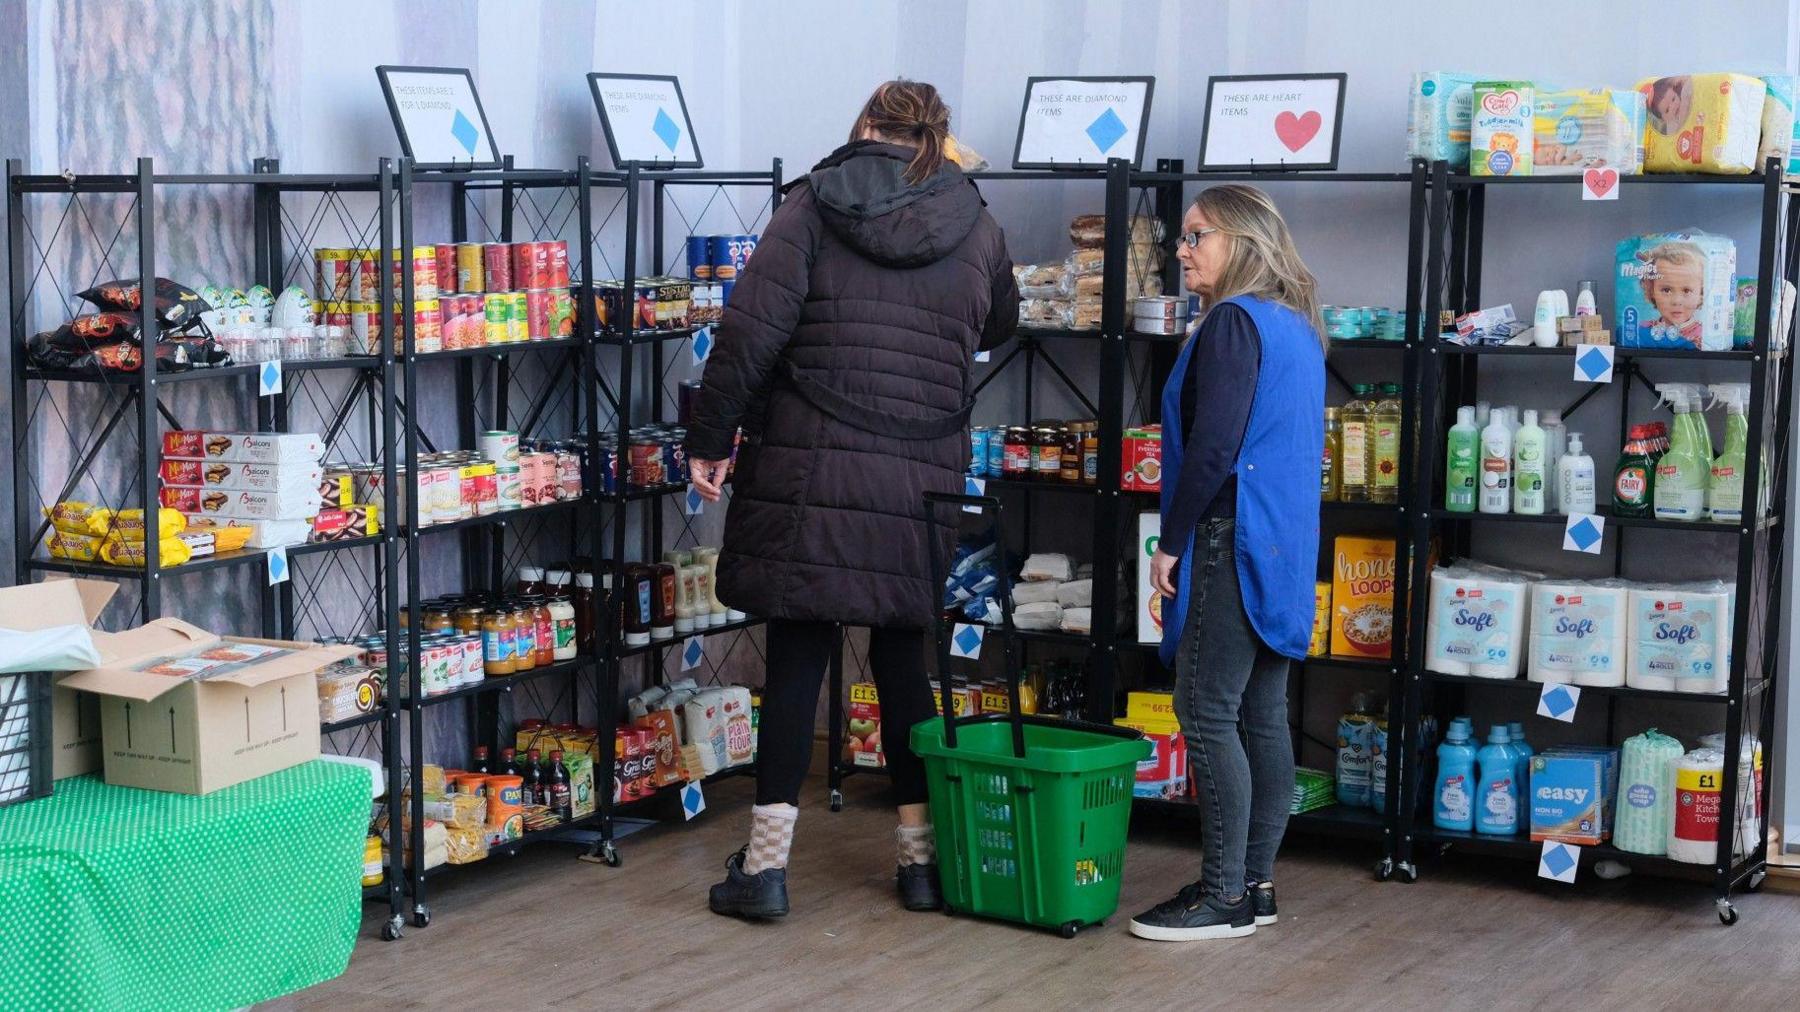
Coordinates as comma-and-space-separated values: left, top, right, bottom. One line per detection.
1331, 535, 1397, 659
1310, 581, 1332, 657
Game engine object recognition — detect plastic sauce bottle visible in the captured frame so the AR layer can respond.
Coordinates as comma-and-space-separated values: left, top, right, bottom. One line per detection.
1445, 405, 1478, 512
1479, 409, 1513, 514
1512, 409, 1547, 514
1433, 719, 1478, 831
1475, 725, 1519, 836
1321, 406, 1342, 502
1370, 383, 1402, 503
1556, 432, 1596, 515
1340, 386, 1372, 502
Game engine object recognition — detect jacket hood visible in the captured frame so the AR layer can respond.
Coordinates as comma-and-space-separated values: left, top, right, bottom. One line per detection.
806, 140, 983, 268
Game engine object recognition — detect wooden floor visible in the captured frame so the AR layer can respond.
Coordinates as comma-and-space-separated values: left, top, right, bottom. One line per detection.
277, 775, 1800, 1011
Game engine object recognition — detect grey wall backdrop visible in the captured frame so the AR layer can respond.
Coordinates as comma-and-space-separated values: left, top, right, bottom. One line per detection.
5, 0, 1800, 835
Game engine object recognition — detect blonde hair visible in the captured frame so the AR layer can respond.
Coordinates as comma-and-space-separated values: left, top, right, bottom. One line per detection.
1190, 185, 1325, 353
1640, 240, 1706, 300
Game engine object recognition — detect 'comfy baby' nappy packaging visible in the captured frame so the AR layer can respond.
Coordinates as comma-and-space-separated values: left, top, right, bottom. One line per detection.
1532, 88, 1645, 174
1637, 73, 1767, 173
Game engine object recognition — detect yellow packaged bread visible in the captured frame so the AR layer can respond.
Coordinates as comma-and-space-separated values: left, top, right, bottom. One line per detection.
99, 536, 193, 567
43, 500, 104, 536
94, 507, 186, 541
45, 529, 105, 561
1637, 73, 1767, 173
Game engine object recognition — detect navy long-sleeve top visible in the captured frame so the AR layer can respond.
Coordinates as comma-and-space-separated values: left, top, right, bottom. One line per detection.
1162, 303, 1260, 559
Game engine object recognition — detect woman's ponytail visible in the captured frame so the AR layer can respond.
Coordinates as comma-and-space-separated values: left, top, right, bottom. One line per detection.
851, 80, 953, 185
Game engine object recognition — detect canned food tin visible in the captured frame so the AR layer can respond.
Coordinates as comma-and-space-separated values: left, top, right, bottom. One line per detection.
320, 301, 352, 329
685, 235, 712, 281
479, 430, 520, 466
413, 465, 437, 528
986, 430, 1005, 476
555, 445, 583, 500
525, 288, 554, 341
456, 635, 484, 687
505, 291, 529, 343
353, 249, 379, 300
397, 246, 437, 301
510, 241, 540, 291
428, 465, 461, 524
628, 438, 664, 487
470, 461, 498, 515
349, 301, 380, 354
455, 242, 484, 294
707, 236, 737, 281
408, 301, 442, 355
434, 243, 457, 295
437, 295, 468, 350
316, 248, 356, 301
634, 285, 657, 331
548, 288, 575, 340
496, 465, 523, 511
421, 639, 453, 696
732, 235, 757, 272
526, 452, 556, 506
664, 433, 688, 485
454, 463, 478, 521
599, 441, 619, 495
483, 292, 511, 344
969, 427, 990, 476
482, 242, 513, 293
545, 240, 570, 289
516, 453, 541, 507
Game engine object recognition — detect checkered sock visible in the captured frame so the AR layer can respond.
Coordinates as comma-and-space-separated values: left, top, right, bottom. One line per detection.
743, 803, 798, 874
896, 824, 936, 867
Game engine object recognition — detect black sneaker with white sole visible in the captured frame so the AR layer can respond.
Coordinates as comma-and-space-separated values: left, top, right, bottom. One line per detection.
1248, 881, 1277, 926
1128, 882, 1256, 941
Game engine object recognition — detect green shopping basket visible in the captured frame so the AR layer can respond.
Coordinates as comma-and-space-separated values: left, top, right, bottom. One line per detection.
912, 491, 1150, 938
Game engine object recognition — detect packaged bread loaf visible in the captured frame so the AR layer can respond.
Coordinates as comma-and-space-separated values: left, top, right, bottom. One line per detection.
1071, 297, 1103, 331
1020, 298, 1074, 329
1069, 213, 1164, 248
1012, 262, 1068, 299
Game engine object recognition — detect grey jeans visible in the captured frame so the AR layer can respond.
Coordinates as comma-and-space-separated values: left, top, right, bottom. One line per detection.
1173, 517, 1295, 898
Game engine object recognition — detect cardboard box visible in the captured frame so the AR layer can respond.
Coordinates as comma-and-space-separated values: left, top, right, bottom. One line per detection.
1119, 426, 1163, 492
160, 485, 320, 520
0, 579, 116, 779
1529, 748, 1620, 844
162, 430, 325, 464
846, 681, 884, 768
25, 582, 359, 795
1331, 535, 1397, 659
1115, 716, 1186, 799
564, 750, 595, 821
1136, 512, 1163, 644
159, 458, 326, 492
1125, 691, 1176, 723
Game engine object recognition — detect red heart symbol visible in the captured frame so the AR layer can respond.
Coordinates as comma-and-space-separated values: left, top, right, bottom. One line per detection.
1274, 110, 1322, 153
1584, 167, 1617, 198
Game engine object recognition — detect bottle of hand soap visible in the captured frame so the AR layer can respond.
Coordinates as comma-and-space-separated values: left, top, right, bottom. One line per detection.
1556, 432, 1596, 515
1513, 409, 1546, 514
1445, 406, 1479, 512
1479, 409, 1513, 514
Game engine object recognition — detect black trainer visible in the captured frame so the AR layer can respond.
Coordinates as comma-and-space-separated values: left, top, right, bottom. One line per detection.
708, 848, 789, 919
1248, 880, 1277, 926
897, 863, 943, 912
1128, 882, 1257, 941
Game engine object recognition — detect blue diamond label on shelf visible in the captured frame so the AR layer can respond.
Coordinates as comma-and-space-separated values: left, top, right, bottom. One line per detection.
691, 326, 713, 366
1573, 345, 1614, 384
950, 622, 985, 660
680, 781, 706, 821
682, 637, 705, 671
258, 359, 282, 397
963, 476, 985, 513
685, 484, 704, 516
1562, 513, 1605, 554
1538, 840, 1580, 883
975, 350, 990, 363
450, 109, 479, 157
1537, 682, 1581, 723
652, 108, 682, 153
1086, 107, 1128, 154
266, 546, 288, 586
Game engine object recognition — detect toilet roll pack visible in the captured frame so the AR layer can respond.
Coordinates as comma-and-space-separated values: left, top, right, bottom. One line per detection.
1426, 564, 1536, 678
1626, 582, 1735, 694
1527, 580, 1629, 687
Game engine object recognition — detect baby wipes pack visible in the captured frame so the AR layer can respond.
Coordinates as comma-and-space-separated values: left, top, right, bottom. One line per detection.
1471, 82, 1534, 176
1637, 73, 1767, 173
1426, 564, 1532, 678
1408, 72, 1481, 168
1760, 74, 1800, 172
1627, 583, 1733, 693
1533, 88, 1645, 175
1527, 580, 1627, 687
1529, 747, 1619, 845
1615, 230, 1737, 351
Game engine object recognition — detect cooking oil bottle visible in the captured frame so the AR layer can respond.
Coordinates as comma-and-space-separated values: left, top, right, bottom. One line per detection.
1340, 385, 1372, 502
1369, 383, 1402, 503
1321, 406, 1342, 501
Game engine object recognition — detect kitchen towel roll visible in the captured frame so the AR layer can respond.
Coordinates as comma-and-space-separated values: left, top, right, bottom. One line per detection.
1527, 580, 1629, 687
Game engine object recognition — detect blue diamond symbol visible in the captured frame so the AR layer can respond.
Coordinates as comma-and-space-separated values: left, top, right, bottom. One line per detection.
653, 108, 682, 153
268, 553, 286, 579
450, 110, 479, 157
261, 361, 280, 384
691, 327, 713, 361
1542, 686, 1575, 718
1086, 107, 1127, 154
965, 476, 982, 496
681, 784, 704, 815
1576, 347, 1610, 381
953, 625, 983, 656
1567, 517, 1601, 551
685, 486, 703, 514
1542, 842, 1575, 877
683, 639, 704, 668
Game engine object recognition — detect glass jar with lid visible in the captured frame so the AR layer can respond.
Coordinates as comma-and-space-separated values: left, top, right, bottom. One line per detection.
481, 608, 516, 676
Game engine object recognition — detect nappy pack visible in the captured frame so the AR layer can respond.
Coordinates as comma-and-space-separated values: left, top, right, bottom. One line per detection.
1407, 72, 1482, 168
1626, 582, 1734, 693
1532, 88, 1645, 174
1527, 580, 1628, 687
1615, 229, 1738, 351
1636, 73, 1767, 173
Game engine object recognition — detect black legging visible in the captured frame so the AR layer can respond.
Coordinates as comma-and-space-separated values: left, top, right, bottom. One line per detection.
755, 619, 935, 807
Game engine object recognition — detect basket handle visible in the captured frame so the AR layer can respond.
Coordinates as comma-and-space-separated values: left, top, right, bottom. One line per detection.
923, 490, 1025, 758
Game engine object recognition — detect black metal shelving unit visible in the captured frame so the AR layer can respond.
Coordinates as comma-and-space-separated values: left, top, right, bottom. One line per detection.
1394, 159, 1798, 925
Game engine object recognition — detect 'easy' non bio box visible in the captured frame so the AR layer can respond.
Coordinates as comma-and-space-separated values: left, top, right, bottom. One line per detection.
1529, 747, 1620, 845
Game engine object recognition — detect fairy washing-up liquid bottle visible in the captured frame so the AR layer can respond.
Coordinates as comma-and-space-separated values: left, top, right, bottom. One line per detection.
1433, 718, 1478, 831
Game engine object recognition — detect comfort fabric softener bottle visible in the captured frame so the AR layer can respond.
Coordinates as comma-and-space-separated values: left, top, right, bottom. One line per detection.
1433, 719, 1478, 831
1476, 724, 1519, 835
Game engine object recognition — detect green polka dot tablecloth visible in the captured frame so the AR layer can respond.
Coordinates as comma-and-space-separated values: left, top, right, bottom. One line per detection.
0, 761, 369, 1010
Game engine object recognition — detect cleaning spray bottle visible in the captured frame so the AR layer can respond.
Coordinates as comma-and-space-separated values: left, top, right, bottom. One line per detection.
1433, 718, 1478, 831
1445, 406, 1479, 512
1706, 383, 1763, 523
1476, 724, 1520, 835
1652, 384, 1708, 522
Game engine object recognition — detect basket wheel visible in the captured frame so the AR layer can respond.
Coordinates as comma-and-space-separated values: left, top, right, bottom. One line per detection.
1058, 921, 1080, 939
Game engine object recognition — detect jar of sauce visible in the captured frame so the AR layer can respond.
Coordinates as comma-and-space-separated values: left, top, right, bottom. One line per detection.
548, 595, 577, 660
482, 608, 516, 676
1059, 425, 1081, 483
517, 565, 546, 597
528, 596, 555, 666
1079, 421, 1100, 485
455, 605, 485, 637
511, 601, 538, 672
651, 564, 677, 640
1002, 426, 1031, 478
572, 572, 595, 654
623, 565, 654, 647
1031, 425, 1063, 481
423, 607, 455, 634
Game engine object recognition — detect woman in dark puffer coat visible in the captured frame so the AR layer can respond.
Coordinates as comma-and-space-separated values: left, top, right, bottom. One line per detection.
685, 80, 1017, 919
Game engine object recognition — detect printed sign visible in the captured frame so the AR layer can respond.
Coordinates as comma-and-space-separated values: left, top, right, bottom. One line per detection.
963, 476, 986, 513
1582, 167, 1620, 201
681, 638, 705, 671
258, 359, 282, 397
1013, 77, 1154, 170
266, 546, 289, 586
1563, 513, 1605, 554
1199, 74, 1347, 171
376, 66, 501, 168
1573, 344, 1614, 384
950, 622, 985, 661
1538, 840, 1580, 883
588, 73, 702, 168
1537, 682, 1581, 722
680, 781, 706, 821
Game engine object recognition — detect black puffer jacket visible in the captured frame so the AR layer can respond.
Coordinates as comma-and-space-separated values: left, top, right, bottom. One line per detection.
685, 141, 1017, 628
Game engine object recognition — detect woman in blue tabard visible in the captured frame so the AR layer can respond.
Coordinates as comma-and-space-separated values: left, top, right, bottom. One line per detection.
1128, 185, 1326, 943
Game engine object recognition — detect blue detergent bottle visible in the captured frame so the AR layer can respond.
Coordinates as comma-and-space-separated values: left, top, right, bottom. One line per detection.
1508, 721, 1534, 830
1433, 719, 1478, 831
1476, 724, 1520, 835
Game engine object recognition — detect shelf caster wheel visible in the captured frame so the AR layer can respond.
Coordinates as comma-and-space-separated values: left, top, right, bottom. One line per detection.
942, 904, 956, 917
1058, 921, 1081, 939
601, 841, 622, 868
829, 789, 844, 813
1396, 862, 1418, 884
1718, 900, 1739, 926
381, 915, 403, 942
1375, 858, 1394, 882
412, 904, 430, 929
1746, 871, 1767, 893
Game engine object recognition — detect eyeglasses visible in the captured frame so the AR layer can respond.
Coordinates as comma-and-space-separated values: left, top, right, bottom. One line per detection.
1179, 227, 1220, 248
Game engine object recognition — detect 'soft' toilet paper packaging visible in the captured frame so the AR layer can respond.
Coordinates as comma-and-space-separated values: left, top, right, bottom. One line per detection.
1627, 583, 1733, 693
1427, 564, 1532, 678
1527, 580, 1628, 687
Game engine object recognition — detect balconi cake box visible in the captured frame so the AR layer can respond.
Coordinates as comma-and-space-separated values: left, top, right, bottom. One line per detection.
163, 430, 325, 464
